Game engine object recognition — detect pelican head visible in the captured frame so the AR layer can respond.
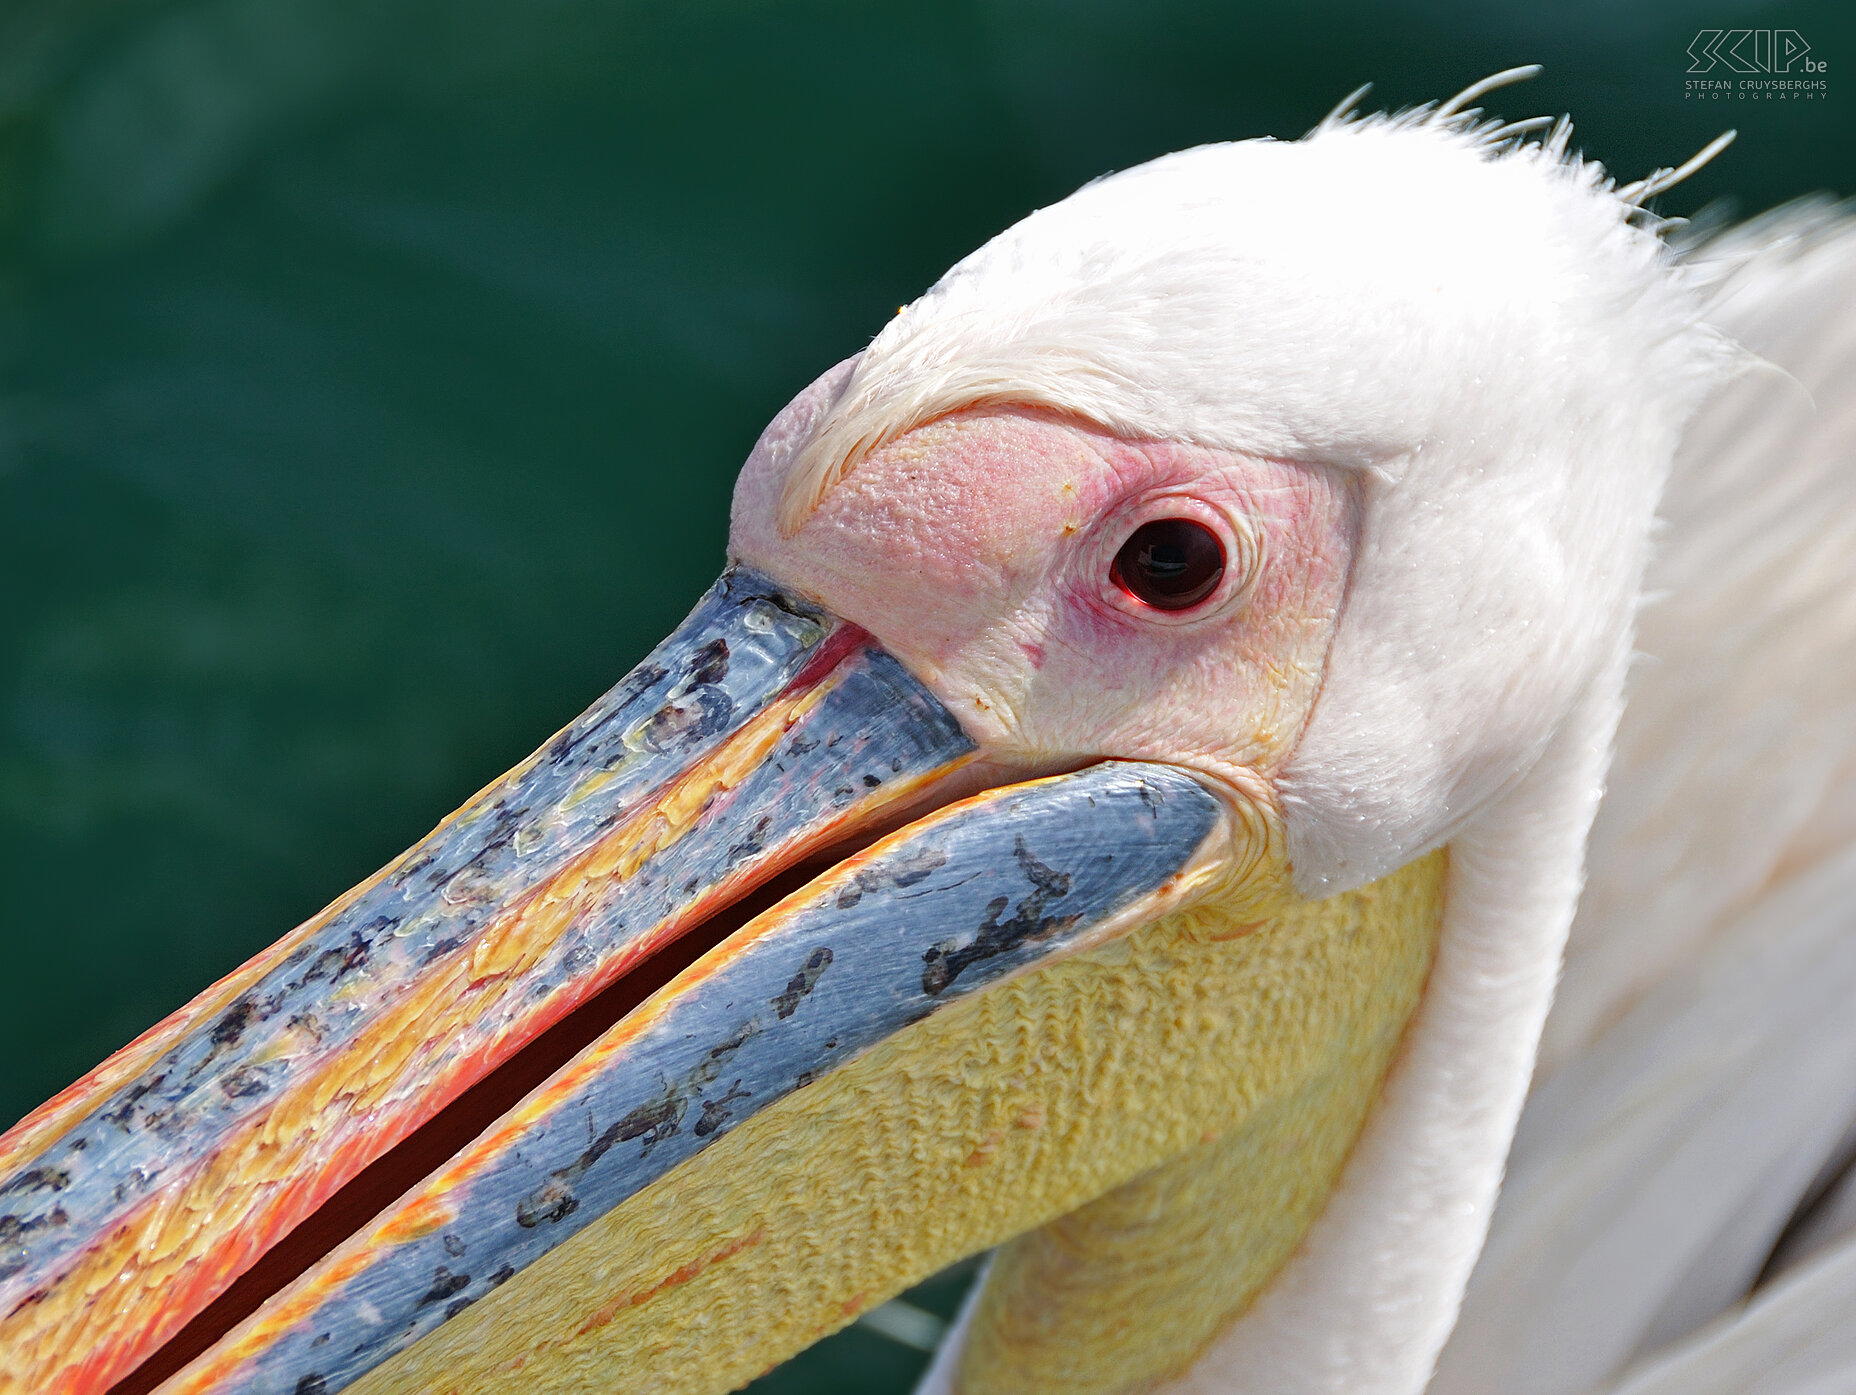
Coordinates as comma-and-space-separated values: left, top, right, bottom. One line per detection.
0, 82, 1733, 1395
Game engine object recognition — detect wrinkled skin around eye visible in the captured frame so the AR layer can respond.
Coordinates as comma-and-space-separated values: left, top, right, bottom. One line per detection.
730, 406, 1362, 804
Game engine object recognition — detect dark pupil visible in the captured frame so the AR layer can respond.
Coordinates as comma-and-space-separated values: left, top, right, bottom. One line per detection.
1113, 518, 1225, 611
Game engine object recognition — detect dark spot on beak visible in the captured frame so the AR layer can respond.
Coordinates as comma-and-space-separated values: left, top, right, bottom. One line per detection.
295, 1377, 327, 1395
611, 1090, 685, 1152
694, 1021, 761, 1085
617, 663, 670, 708
417, 1266, 471, 1306
100, 1076, 164, 1131
515, 1180, 579, 1229
922, 838, 1077, 995
771, 948, 833, 1019
442, 1233, 467, 1258
639, 686, 735, 754
218, 1065, 270, 1100
835, 847, 951, 913
2, 1168, 70, 1197
882, 847, 950, 888
300, 930, 373, 985
550, 663, 666, 764
687, 638, 730, 687
515, 1105, 668, 1224
210, 998, 257, 1048
694, 1081, 752, 1137
519, 1090, 685, 1228
725, 815, 775, 868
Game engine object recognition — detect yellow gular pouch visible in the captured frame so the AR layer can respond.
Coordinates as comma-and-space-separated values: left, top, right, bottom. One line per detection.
356, 845, 1446, 1395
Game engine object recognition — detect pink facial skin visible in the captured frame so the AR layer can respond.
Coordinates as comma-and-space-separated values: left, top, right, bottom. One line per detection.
730, 403, 1361, 812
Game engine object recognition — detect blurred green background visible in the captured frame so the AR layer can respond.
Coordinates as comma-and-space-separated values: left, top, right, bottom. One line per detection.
0, 0, 1849, 1388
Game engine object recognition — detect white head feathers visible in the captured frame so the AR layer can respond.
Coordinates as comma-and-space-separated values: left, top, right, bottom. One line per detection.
755, 83, 1737, 894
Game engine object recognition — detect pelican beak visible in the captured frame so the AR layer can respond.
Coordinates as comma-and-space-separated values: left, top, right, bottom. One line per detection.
0, 567, 1228, 1395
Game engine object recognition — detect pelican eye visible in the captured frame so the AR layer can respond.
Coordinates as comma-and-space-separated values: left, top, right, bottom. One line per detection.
1111, 518, 1225, 611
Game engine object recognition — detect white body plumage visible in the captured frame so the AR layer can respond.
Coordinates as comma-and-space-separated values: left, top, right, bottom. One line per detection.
910, 81, 1856, 1395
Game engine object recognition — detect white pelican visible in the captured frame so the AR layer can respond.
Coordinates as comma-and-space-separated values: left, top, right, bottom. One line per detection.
1, 71, 1852, 1395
